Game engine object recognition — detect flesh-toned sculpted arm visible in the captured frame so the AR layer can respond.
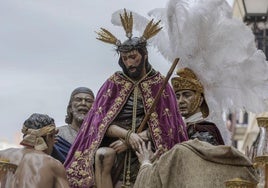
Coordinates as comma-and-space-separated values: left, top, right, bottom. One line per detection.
108, 127, 150, 154
19, 153, 70, 188
52, 159, 70, 188
34, 156, 70, 188
106, 124, 144, 150
105, 124, 128, 139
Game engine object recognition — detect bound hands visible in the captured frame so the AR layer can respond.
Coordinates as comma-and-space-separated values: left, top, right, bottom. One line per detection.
128, 132, 144, 151
109, 131, 147, 153
125, 129, 151, 151
107, 125, 150, 153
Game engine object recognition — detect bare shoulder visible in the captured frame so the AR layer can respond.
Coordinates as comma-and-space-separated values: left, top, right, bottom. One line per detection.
46, 155, 66, 172
24, 151, 64, 168
0, 148, 17, 158
0, 148, 21, 156
16, 151, 69, 188
0, 148, 24, 165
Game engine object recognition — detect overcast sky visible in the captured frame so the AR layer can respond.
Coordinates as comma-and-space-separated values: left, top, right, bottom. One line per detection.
0, 0, 233, 145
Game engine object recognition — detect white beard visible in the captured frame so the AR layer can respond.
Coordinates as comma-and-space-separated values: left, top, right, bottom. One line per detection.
73, 111, 86, 125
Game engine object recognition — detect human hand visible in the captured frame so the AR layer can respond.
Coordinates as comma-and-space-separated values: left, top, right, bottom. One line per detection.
138, 130, 149, 141
136, 141, 159, 165
109, 140, 128, 154
128, 132, 144, 151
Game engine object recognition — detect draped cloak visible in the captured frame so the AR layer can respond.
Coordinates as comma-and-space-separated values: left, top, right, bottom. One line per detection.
64, 71, 188, 188
52, 135, 72, 163
187, 121, 225, 145
133, 139, 258, 188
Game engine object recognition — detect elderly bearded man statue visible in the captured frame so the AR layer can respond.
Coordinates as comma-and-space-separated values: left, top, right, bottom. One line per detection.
52, 87, 95, 163
64, 9, 188, 188
171, 67, 225, 145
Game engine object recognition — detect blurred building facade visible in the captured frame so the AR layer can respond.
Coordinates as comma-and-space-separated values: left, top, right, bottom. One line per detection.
231, 0, 268, 152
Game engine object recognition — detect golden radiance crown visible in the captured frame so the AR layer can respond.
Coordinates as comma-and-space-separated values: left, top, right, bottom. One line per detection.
96, 9, 162, 52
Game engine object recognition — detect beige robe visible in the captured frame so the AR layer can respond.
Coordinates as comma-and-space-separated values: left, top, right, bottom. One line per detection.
134, 139, 259, 188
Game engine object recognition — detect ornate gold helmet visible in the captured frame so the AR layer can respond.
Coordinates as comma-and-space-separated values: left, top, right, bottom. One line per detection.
95, 9, 162, 52
171, 67, 209, 118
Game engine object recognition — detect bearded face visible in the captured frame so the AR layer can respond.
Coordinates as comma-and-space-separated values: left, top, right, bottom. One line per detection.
120, 50, 146, 80
71, 93, 94, 125
72, 110, 86, 124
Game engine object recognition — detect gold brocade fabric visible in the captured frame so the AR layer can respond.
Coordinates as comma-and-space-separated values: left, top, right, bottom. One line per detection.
65, 71, 187, 187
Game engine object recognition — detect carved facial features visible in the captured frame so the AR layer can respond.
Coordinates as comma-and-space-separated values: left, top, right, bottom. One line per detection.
120, 50, 146, 80
71, 93, 94, 125
175, 89, 203, 118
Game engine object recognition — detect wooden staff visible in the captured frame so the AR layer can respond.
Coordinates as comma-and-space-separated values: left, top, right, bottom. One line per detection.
137, 57, 180, 133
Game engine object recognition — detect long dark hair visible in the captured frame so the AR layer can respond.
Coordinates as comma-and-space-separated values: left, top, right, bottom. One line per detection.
118, 48, 151, 76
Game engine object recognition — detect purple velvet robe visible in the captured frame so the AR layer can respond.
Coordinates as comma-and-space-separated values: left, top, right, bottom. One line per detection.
64, 71, 188, 188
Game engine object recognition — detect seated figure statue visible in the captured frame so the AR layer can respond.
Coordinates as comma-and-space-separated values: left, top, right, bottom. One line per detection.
52, 87, 95, 163
64, 10, 188, 188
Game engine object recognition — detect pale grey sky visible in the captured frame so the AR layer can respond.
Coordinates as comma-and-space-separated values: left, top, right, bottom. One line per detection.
0, 0, 233, 145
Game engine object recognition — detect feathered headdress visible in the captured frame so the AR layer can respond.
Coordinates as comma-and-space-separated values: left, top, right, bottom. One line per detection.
111, 0, 268, 145
96, 9, 162, 52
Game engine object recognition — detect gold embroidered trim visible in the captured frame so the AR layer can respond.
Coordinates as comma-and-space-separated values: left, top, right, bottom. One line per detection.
67, 73, 134, 187
66, 72, 177, 186
0, 159, 17, 178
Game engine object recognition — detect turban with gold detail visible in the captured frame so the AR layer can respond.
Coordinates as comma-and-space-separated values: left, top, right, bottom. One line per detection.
20, 125, 56, 151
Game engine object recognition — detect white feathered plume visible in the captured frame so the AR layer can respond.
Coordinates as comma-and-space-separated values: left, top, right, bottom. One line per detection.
111, 0, 268, 145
